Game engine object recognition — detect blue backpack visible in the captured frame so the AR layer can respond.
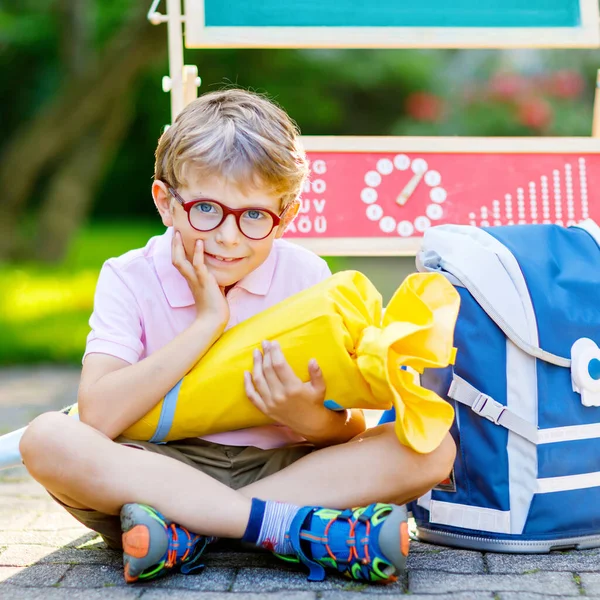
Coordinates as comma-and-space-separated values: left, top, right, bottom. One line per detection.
390, 220, 600, 552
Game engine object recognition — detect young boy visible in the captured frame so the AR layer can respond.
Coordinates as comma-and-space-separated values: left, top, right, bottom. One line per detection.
20, 89, 455, 585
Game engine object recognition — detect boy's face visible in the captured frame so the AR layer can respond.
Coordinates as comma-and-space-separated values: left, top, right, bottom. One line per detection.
153, 172, 295, 289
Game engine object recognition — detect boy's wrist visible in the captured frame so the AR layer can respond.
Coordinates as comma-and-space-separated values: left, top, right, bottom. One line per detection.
193, 311, 228, 332
299, 405, 349, 446
189, 314, 227, 354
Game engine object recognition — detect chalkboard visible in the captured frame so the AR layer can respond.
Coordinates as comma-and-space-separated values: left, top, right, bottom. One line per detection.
206, 0, 581, 28
184, 0, 599, 48
284, 136, 600, 256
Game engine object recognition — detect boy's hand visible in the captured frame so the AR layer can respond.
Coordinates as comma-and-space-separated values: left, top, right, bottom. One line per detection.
244, 340, 331, 438
171, 231, 229, 326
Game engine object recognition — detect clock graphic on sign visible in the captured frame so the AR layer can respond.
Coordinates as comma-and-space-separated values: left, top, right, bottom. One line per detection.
360, 154, 447, 237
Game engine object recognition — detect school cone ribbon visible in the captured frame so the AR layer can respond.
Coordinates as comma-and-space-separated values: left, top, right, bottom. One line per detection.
0, 271, 460, 470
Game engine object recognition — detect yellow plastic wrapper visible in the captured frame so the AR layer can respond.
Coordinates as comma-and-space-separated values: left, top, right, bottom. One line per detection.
118, 270, 460, 454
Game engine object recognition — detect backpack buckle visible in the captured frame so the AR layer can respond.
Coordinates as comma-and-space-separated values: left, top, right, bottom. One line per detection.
471, 393, 505, 425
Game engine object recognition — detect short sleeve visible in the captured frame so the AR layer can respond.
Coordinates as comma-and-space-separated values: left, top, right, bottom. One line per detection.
83, 262, 144, 364
317, 259, 333, 282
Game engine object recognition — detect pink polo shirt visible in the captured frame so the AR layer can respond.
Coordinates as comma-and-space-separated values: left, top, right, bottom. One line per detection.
84, 227, 331, 449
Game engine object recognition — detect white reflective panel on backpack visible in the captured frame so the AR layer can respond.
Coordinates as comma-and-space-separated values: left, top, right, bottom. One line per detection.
430, 501, 511, 534
574, 218, 600, 246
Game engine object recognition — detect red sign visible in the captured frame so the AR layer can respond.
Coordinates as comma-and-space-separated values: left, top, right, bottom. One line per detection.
288, 152, 600, 241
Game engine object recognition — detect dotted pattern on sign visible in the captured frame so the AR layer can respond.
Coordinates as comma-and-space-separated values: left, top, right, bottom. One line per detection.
541, 176, 550, 223
565, 164, 575, 225
471, 158, 588, 228
427, 204, 443, 221
360, 154, 446, 236
505, 194, 514, 225
492, 199, 501, 226
517, 187, 525, 224
553, 169, 563, 226
529, 181, 537, 224
479, 205, 489, 228
431, 187, 447, 204
364, 171, 382, 188
366, 204, 383, 221
377, 158, 394, 176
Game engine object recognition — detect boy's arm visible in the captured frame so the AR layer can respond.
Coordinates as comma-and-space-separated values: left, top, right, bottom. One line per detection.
78, 317, 224, 439
299, 408, 366, 448
79, 234, 229, 439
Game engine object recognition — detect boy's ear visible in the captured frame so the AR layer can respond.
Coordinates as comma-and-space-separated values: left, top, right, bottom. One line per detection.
153, 181, 174, 227
275, 199, 300, 238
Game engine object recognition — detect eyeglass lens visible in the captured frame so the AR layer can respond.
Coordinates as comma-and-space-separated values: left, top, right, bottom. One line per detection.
190, 201, 275, 239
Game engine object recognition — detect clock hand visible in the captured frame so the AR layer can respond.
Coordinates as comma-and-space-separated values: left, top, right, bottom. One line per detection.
396, 170, 425, 206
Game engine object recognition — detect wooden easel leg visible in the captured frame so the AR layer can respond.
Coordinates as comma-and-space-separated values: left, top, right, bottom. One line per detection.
166, 0, 184, 121
183, 65, 201, 108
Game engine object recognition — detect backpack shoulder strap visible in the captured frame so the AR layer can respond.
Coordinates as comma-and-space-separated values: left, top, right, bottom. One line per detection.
448, 374, 538, 444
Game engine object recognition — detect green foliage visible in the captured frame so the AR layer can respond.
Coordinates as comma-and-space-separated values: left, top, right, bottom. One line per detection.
0, 221, 162, 365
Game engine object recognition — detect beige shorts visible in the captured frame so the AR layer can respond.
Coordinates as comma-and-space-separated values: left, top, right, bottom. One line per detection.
51, 435, 314, 550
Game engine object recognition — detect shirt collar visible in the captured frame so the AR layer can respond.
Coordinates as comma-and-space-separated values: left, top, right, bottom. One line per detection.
235, 241, 277, 296
152, 228, 278, 308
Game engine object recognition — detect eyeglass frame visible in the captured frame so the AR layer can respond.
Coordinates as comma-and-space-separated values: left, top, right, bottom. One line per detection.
166, 184, 288, 240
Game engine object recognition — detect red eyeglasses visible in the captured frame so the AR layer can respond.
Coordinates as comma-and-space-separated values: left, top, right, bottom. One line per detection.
168, 186, 286, 240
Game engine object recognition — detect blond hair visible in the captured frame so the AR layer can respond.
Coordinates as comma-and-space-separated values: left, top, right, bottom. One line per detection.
154, 89, 308, 208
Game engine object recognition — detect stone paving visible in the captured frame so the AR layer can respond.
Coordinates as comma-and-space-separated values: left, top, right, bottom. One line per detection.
1, 367, 600, 599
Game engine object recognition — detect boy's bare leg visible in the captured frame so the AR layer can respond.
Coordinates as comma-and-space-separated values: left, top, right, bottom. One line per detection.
238, 424, 456, 508
22, 413, 454, 540
20, 412, 251, 539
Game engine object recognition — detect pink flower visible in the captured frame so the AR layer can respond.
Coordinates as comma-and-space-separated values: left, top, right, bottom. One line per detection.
517, 97, 553, 131
489, 73, 528, 101
405, 92, 445, 122
546, 70, 585, 99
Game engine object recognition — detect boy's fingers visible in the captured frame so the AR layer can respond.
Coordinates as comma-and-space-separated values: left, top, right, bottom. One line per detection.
244, 371, 268, 413
171, 233, 206, 293
261, 342, 285, 398
269, 341, 299, 387
308, 359, 326, 394
174, 256, 197, 286
171, 232, 192, 272
171, 231, 184, 264
251, 348, 271, 401
192, 239, 206, 274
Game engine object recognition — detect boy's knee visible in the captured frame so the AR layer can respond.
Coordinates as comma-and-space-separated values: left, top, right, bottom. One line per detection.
430, 432, 456, 484
20, 412, 72, 476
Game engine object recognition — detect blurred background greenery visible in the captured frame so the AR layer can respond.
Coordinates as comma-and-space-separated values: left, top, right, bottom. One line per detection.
2, 0, 600, 364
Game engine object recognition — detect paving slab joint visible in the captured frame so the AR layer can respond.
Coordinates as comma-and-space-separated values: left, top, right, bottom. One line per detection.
482, 552, 491, 574
54, 563, 73, 588
401, 570, 409, 593
227, 567, 240, 592
573, 572, 585, 595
